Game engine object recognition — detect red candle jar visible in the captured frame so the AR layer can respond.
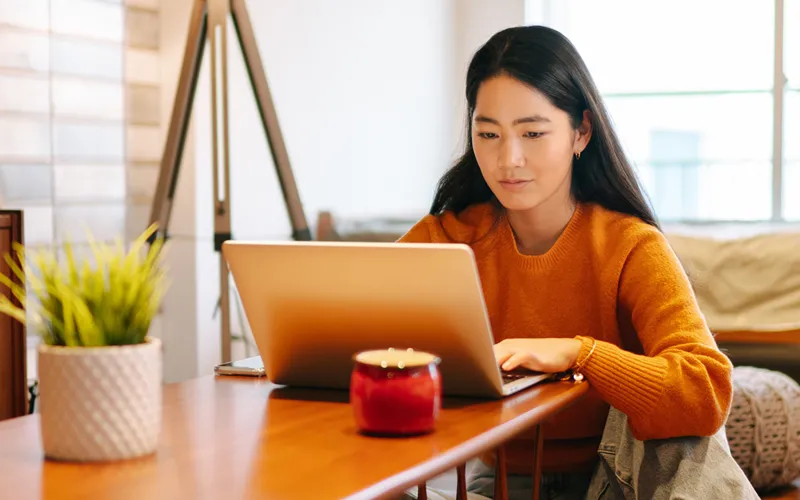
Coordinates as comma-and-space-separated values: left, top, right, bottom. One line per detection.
350, 348, 442, 436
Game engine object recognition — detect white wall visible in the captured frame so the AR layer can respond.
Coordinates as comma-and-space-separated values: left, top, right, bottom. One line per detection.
157, 0, 527, 382
221, 0, 458, 240
452, 0, 527, 152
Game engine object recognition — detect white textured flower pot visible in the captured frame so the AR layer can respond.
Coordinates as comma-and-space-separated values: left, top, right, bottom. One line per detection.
37, 337, 163, 462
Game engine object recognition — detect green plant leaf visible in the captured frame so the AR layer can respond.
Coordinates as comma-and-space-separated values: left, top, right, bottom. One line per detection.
0, 260, 26, 307
0, 224, 169, 347
60, 283, 79, 347
3, 251, 26, 288
0, 295, 27, 324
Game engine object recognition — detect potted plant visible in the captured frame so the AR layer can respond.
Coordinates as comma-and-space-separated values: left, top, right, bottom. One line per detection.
0, 225, 168, 462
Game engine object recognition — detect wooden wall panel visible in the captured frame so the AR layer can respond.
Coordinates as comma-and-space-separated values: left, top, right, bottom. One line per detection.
0, 210, 26, 420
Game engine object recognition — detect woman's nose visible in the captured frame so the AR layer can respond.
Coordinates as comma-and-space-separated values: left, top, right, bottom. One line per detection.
498, 138, 524, 170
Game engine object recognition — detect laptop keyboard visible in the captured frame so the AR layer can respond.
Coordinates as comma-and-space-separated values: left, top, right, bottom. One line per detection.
501, 370, 534, 384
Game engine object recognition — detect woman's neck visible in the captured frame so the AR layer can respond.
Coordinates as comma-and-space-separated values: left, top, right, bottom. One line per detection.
506, 196, 576, 256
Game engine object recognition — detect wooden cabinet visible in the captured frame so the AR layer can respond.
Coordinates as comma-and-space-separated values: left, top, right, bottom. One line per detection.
0, 210, 26, 421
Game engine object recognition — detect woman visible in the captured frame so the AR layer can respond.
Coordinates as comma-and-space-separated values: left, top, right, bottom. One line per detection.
399, 25, 743, 499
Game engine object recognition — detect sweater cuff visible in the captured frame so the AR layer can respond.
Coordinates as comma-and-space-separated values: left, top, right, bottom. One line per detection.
572, 335, 668, 421
572, 335, 596, 369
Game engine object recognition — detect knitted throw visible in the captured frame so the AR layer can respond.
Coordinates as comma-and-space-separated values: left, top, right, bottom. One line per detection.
726, 366, 800, 491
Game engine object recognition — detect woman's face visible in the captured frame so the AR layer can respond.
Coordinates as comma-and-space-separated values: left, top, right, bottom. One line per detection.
471, 74, 591, 213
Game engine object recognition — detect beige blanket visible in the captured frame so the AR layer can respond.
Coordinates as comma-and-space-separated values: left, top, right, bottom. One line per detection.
666, 232, 800, 332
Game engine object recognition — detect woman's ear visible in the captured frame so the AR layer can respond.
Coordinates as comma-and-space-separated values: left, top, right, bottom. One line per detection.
574, 109, 593, 154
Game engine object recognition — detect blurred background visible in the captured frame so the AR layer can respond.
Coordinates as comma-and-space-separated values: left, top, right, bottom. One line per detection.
0, 0, 796, 383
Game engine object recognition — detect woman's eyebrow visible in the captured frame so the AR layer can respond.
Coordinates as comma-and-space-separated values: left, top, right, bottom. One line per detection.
474, 114, 551, 125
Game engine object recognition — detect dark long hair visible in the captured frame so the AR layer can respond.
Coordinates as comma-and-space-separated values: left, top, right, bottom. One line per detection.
430, 25, 659, 229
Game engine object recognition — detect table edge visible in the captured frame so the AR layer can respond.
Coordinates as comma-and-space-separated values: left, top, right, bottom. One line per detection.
343, 381, 589, 500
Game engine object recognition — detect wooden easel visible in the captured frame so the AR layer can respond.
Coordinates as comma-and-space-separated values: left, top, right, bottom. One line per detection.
148, 0, 312, 363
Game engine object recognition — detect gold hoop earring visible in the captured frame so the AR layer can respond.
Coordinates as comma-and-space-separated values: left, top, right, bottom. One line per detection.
575, 151, 581, 160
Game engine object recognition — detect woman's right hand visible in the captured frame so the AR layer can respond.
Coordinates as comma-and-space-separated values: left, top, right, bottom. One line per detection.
493, 337, 583, 373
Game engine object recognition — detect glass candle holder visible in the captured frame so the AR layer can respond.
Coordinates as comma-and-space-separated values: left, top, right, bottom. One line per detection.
350, 348, 442, 436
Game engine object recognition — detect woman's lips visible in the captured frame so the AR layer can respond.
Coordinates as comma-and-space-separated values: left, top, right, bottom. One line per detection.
498, 179, 532, 191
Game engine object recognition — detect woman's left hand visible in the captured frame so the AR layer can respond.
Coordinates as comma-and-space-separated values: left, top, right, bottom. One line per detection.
493, 338, 583, 373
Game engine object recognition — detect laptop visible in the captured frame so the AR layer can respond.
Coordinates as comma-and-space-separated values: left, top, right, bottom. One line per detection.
221, 240, 555, 398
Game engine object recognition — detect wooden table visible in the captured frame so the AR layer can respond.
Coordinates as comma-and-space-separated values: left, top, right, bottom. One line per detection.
0, 375, 588, 500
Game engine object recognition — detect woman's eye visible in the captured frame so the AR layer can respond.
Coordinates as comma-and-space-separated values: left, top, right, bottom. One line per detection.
477, 132, 498, 139
524, 132, 544, 139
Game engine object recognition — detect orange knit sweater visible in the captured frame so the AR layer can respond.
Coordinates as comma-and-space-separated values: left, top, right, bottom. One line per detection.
398, 202, 733, 474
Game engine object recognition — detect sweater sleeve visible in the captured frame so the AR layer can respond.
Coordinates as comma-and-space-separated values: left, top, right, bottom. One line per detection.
574, 229, 733, 440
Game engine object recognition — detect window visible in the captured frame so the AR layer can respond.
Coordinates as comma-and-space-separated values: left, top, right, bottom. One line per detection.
526, 0, 796, 221
0, 2, 161, 373
649, 130, 701, 220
